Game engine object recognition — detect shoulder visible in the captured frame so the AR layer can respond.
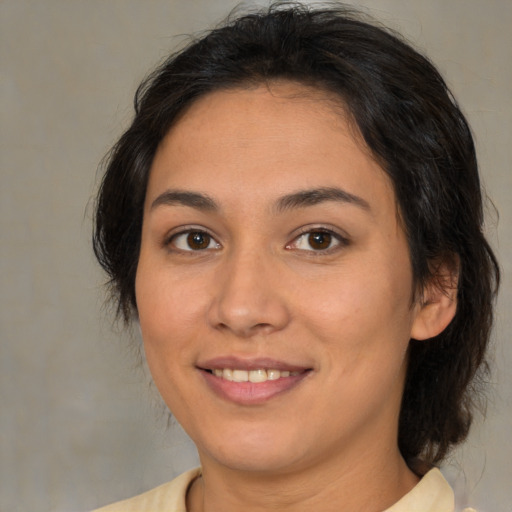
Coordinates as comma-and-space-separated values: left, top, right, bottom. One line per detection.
384, 468, 478, 512
92, 467, 201, 512
92, 466, 478, 512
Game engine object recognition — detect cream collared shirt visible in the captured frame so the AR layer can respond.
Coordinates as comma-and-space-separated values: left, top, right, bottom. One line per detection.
93, 467, 476, 512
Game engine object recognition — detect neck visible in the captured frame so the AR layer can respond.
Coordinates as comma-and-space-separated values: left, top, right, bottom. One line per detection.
187, 443, 419, 512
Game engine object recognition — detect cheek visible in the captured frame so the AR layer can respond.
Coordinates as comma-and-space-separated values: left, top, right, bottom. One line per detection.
137, 254, 203, 328
298, 263, 412, 332
135, 263, 202, 406
135, 259, 203, 376
292, 258, 415, 375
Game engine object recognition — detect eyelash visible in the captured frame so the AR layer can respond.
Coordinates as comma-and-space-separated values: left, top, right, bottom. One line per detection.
164, 226, 349, 254
165, 227, 221, 253
286, 227, 349, 254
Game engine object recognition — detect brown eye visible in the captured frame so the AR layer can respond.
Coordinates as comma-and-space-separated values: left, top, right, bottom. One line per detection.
307, 231, 332, 250
187, 232, 211, 250
170, 230, 220, 251
287, 228, 346, 253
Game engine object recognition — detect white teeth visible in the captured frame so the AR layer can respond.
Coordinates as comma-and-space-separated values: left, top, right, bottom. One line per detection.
249, 369, 267, 383
211, 368, 301, 382
267, 369, 280, 381
232, 370, 248, 382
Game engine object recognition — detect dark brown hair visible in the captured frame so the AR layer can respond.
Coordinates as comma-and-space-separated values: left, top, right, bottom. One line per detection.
93, 2, 499, 464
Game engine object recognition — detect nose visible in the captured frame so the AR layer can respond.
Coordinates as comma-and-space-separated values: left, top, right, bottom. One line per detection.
207, 249, 291, 338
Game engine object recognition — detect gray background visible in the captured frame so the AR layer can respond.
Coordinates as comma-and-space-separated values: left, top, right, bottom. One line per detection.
1, 1, 510, 511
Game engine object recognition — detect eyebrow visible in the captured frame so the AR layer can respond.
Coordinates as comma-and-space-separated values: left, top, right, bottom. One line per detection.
275, 187, 370, 213
150, 186, 370, 214
150, 190, 218, 211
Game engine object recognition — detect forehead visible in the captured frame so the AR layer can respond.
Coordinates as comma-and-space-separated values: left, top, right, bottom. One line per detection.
164, 81, 353, 151
147, 82, 396, 216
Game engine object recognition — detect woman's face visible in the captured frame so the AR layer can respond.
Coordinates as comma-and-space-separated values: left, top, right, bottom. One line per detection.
136, 83, 424, 475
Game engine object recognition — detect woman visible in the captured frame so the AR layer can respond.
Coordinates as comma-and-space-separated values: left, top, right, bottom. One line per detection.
93, 4, 499, 511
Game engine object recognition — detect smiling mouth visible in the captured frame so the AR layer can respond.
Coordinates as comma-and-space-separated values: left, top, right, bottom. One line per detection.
198, 358, 312, 404
205, 368, 303, 383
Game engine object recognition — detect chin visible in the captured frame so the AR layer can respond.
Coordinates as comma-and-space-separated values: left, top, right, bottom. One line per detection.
208, 450, 305, 475
197, 426, 308, 474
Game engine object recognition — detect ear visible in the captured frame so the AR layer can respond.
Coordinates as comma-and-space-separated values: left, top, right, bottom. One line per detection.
410, 257, 459, 341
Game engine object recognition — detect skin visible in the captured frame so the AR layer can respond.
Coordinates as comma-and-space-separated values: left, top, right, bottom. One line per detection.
135, 82, 456, 512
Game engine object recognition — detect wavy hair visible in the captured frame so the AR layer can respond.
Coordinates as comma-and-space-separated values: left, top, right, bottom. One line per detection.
93, 2, 499, 464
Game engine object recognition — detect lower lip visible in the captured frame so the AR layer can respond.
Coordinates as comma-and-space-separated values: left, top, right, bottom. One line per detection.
200, 370, 310, 405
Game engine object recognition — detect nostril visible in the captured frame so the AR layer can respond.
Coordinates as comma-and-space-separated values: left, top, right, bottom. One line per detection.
214, 321, 276, 337
207, 289, 291, 337
254, 322, 272, 329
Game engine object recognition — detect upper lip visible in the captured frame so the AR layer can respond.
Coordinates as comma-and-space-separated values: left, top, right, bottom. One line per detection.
197, 356, 312, 372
